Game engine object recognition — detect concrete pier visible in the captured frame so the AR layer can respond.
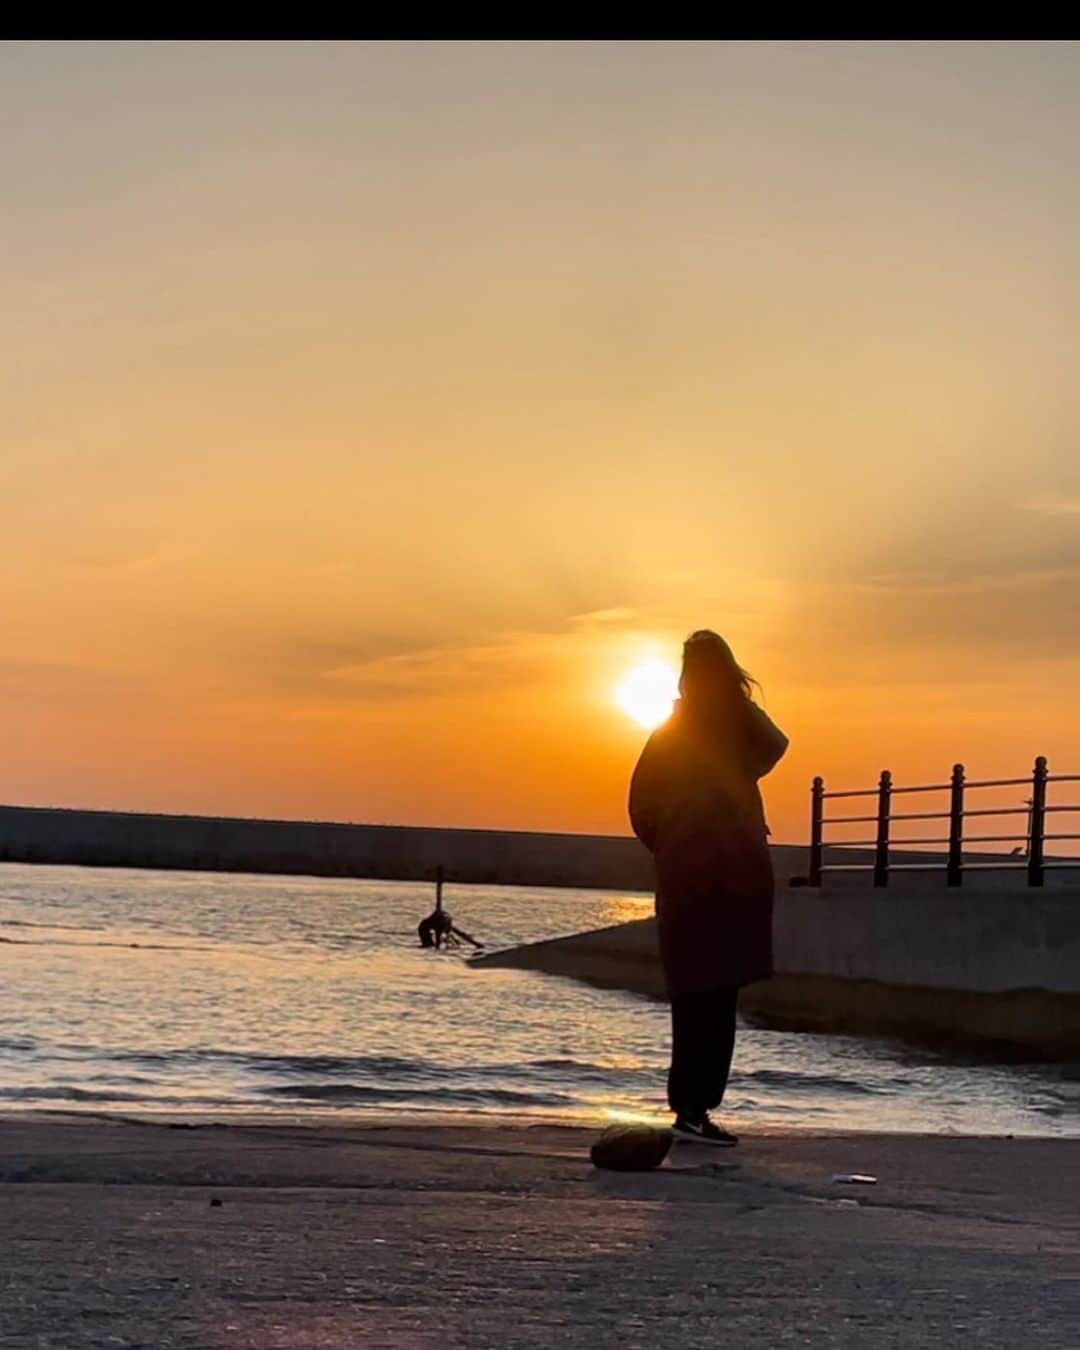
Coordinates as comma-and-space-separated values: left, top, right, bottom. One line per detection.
473, 874, 1080, 1060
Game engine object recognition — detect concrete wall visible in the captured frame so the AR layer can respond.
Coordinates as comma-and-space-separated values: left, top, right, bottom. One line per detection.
0, 802, 667, 891
475, 877, 1080, 1059
773, 884, 1079, 995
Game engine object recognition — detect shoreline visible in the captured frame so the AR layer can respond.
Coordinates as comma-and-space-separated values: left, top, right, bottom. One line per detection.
0, 1102, 1073, 1142
2, 1115, 1076, 1348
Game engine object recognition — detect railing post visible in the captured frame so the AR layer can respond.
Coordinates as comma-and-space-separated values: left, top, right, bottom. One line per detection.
873, 769, 892, 888
809, 777, 824, 887
947, 762, 965, 887
1028, 756, 1047, 888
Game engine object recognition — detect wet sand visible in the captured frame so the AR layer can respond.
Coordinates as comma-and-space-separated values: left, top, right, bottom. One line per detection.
1, 1115, 1077, 1348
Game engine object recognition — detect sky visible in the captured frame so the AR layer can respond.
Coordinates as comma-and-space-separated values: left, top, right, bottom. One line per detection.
2, 40, 1078, 842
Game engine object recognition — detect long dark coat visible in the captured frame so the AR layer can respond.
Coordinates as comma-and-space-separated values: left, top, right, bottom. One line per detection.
628, 697, 788, 997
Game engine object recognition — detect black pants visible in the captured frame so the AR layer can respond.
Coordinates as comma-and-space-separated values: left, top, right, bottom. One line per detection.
667, 988, 739, 1119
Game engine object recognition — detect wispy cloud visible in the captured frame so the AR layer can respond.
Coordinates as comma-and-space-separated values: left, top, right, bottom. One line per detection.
201, 606, 630, 705
0, 660, 151, 703
776, 566, 1080, 685
1024, 498, 1080, 517
568, 607, 636, 627
322, 636, 554, 702
850, 566, 1080, 596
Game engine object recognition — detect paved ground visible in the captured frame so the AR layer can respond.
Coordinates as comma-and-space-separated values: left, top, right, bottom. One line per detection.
1, 1116, 1077, 1348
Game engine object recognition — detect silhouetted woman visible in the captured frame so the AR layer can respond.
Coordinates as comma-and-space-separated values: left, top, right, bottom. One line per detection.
628, 631, 788, 1145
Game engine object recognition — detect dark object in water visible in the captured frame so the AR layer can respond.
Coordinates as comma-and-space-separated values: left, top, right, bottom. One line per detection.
418, 907, 454, 948
590, 1123, 673, 1172
418, 867, 484, 949
446, 921, 483, 949
418, 908, 484, 950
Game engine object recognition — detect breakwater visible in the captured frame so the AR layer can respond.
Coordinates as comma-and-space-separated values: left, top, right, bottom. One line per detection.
0, 802, 661, 890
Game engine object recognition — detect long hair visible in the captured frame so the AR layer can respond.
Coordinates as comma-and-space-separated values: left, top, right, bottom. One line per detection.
679, 630, 758, 705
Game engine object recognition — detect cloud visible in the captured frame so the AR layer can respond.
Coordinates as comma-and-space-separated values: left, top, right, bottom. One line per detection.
321, 635, 557, 702
568, 607, 636, 627
67, 546, 183, 576
1025, 498, 1080, 517
0, 660, 152, 704
780, 566, 1080, 684
199, 606, 622, 705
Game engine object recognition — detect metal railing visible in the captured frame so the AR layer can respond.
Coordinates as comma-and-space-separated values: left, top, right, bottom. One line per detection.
807, 756, 1080, 888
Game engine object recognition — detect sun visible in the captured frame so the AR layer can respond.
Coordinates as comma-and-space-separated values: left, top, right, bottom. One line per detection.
615, 659, 678, 729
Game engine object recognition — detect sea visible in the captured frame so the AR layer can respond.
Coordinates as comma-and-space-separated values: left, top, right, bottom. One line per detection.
0, 863, 1075, 1137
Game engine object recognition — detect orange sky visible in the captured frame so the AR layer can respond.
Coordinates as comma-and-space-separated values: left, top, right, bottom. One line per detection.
3, 41, 1079, 842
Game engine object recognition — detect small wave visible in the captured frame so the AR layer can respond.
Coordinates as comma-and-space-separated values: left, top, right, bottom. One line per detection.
238, 1051, 428, 1077
0, 1085, 159, 1104
1028, 1091, 1080, 1118
81, 1073, 159, 1087
0, 936, 215, 953
735, 1068, 888, 1098
261, 1082, 576, 1108
528, 1057, 630, 1074
104, 1049, 434, 1077
2, 1045, 655, 1098
0, 919, 106, 933
96, 1048, 650, 1089
0, 1085, 240, 1106
728, 1096, 829, 1116
0, 1035, 37, 1052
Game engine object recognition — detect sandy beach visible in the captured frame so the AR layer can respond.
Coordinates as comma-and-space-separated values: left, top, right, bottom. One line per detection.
1, 1115, 1076, 1349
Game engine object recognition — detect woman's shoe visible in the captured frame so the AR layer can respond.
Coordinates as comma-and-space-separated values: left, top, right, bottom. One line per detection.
672, 1113, 738, 1146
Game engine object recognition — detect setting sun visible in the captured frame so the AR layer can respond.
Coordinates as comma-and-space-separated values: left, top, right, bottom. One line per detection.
615, 660, 679, 730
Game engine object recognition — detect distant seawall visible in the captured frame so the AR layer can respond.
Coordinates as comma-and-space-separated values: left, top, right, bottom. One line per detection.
0, 803, 670, 891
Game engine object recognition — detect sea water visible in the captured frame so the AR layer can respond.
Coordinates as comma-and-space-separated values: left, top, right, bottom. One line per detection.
0, 863, 1074, 1136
